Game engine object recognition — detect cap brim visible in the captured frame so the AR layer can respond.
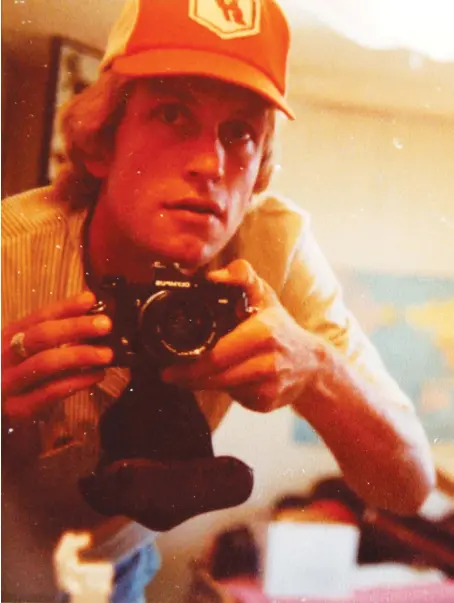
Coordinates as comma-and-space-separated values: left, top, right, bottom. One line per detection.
111, 48, 295, 120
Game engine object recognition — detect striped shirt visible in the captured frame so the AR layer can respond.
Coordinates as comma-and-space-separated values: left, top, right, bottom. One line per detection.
2, 185, 412, 597
2, 185, 412, 455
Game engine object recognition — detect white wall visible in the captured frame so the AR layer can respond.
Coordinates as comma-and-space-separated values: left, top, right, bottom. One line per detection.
146, 99, 454, 602
273, 100, 454, 275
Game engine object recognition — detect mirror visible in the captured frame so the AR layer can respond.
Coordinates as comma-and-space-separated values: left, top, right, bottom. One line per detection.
3, 2, 453, 602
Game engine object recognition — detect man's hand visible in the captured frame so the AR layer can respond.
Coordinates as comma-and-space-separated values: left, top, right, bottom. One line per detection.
161, 260, 325, 412
2, 292, 113, 423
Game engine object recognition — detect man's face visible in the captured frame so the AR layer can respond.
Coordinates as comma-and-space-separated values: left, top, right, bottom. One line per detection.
97, 76, 271, 270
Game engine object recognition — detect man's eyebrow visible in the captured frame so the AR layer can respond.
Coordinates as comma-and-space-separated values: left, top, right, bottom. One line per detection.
227, 92, 271, 121
142, 78, 270, 119
145, 80, 199, 104
231, 103, 270, 122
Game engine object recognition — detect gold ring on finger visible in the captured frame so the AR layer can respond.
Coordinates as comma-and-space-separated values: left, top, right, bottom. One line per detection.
10, 331, 29, 360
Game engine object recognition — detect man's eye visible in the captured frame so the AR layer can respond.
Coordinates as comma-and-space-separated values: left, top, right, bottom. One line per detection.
220, 121, 254, 146
155, 103, 188, 126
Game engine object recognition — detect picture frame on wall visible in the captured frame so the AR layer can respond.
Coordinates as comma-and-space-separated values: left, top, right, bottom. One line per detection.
40, 37, 102, 185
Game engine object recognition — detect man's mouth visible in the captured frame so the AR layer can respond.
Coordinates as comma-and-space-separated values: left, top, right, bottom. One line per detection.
165, 198, 224, 219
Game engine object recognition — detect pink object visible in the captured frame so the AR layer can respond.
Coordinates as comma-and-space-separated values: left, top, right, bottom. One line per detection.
220, 579, 454, 603
276, 579, 454, 603
221, 578, 270, 603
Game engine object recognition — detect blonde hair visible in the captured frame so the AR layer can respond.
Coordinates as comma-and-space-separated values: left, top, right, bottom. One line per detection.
53, 71, 276, 208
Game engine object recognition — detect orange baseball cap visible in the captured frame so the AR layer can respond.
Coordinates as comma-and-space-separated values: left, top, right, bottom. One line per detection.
101, 0, 295, 119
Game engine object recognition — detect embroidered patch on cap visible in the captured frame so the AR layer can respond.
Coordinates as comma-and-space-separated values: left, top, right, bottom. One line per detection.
189, 0, 261, 40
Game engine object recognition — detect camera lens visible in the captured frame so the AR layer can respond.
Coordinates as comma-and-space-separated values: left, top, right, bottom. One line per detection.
160, 297, 215, 351
140, 292, 217, 357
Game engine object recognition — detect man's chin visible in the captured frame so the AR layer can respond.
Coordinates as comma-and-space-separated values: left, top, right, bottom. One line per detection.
167, 252, 214, 272
156, 242, 220, 271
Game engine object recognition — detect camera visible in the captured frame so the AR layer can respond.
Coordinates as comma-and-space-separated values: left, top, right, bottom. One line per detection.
89, 262, 252, 366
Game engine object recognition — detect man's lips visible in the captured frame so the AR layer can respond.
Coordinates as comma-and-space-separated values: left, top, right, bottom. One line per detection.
164, 198, 224, 219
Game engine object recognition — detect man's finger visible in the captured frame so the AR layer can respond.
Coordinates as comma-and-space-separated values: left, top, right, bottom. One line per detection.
3, 369, 106, 421
16, 314, 112, 359
162, 315, 271, 383
207, 259, 276, 309
8, 291, 97, 333
3, 345, 113, 395
165, 353, 276, 391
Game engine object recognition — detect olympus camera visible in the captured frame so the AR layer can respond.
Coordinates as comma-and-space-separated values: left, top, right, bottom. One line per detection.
89, 262, 252, 366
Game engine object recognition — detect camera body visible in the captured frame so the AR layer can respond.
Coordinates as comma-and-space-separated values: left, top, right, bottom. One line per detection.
90, 263, 251, 367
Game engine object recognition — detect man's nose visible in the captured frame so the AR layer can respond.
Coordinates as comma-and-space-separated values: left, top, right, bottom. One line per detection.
184, 136, 225, 185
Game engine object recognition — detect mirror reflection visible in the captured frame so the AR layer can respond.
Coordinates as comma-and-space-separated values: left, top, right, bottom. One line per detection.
2, 1, 453, 602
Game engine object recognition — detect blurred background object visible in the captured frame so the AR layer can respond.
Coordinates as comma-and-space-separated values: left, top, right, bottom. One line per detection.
292, 0, 454, 63
187, 524, 267, 603
184, 475, 454, 602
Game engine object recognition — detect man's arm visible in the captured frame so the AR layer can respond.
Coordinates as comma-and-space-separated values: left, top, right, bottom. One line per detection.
162, 206, 436, 516
292, 337, 435, 515
281, 227, 436, 515
162, 253, 436, 517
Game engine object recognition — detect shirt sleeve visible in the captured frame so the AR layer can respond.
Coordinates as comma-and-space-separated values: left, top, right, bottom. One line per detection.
279, 222, 414, 411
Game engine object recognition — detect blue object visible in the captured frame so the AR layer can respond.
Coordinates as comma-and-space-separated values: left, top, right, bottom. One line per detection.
56, 541, 161, 603
112, 541, 161, 603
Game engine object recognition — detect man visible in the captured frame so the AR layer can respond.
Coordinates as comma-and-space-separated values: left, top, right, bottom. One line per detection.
2, 0, 435, 600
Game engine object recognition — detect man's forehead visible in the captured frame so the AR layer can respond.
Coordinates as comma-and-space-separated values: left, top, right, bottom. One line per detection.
136, 76, 270, 113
